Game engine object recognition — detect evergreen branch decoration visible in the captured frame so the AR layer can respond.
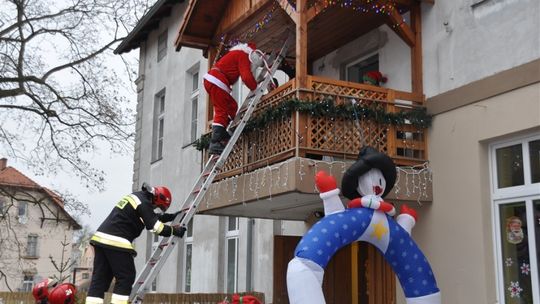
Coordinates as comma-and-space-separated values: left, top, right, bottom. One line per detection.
192, 98, 431, 151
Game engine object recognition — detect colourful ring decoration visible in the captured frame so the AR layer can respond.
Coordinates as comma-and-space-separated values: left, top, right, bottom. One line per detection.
287, 208, 441, 304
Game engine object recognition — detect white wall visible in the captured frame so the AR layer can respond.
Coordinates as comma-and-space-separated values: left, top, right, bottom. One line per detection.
311, 0, 540, 99
132, 2, 211, 293
311, 23, 412, 92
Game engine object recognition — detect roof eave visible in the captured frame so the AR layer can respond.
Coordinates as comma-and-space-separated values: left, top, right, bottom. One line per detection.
114, 0, 184, 54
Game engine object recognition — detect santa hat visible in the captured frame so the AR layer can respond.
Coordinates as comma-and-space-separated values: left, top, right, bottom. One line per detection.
341, 146, 397, 199
363, 71, 387, 85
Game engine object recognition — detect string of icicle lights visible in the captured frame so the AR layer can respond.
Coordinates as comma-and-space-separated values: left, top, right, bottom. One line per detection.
203, 158, 432, 209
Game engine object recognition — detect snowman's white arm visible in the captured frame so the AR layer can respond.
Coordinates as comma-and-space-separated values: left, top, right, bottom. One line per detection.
320, 188, 345, 215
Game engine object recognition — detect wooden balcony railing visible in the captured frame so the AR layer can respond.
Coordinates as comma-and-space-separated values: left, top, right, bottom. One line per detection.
214, 75, 429, 180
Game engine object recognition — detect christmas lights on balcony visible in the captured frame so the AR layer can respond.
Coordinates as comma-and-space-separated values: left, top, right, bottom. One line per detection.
193, 99, 431, 151
201, 158, 432, 210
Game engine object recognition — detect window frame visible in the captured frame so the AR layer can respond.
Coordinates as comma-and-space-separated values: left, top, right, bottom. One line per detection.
157, 30, 168, 62
224, 217, 239, 293
344, 51, 379, 84
18, 201, 27, 217
26, 234, 38, 258
190, 72, 199, 143
183, 219, 193, 292
152, 89, 166, 163
490, 134, 540, 200
0, 197, 5, 216
490, 133, 540, 303
22, 274, 34, 292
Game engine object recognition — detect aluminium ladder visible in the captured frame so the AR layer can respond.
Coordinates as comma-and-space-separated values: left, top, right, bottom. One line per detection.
129, 34, 292, 303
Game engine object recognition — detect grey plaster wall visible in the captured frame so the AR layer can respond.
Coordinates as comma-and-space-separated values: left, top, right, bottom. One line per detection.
422, 0, 540, 97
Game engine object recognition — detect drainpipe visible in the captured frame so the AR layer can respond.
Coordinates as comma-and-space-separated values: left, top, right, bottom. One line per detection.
246, 218, 254, 291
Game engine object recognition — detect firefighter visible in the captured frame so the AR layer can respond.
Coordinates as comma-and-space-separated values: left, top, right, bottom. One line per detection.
85, 183, 185, 304
32, 278, 77, 304
203, 42, 266, 155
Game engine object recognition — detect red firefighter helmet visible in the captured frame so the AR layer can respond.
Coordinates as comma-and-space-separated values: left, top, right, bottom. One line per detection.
47, 283, 76, 304
32, 278, 57, 302
231, 294, 262, 304
153, 186, 172, 211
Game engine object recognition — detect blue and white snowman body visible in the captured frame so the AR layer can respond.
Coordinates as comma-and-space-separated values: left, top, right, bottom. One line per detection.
286, 147, 441, 304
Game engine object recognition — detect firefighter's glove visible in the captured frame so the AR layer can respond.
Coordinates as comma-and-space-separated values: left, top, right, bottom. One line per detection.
159, 211, 182, 223
172, 225, 187, 238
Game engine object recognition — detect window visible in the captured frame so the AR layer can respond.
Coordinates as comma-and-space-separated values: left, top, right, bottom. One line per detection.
157, 30, 167, 62
190, 72, 199, 143
22, 275, 34, 292
152, 90, 166, 162
150, 233, 160, 292
151, 278, 157, 292
491, 135, 540, 303
0, 197, 5, 216
225, 217, 239, 293
18, 201, 27, 217
26, 235, 38, 257
184, 219, 193, 292
345, 53, 379, 84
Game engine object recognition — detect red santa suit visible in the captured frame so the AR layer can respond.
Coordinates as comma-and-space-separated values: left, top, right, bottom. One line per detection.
203, 43, 260, 128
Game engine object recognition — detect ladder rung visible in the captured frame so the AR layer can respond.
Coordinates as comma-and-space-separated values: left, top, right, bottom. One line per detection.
238, 106, 249, 113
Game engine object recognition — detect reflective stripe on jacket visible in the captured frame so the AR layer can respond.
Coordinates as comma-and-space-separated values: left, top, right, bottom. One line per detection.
90, 191, 163, 255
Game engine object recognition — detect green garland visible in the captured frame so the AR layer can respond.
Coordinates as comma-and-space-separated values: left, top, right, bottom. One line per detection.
192, 98, 432, 151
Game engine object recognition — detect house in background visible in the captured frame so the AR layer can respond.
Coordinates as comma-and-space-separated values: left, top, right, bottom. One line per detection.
115, 0, 539, 303
0, 158, 81, 292
72, 240, 95, 292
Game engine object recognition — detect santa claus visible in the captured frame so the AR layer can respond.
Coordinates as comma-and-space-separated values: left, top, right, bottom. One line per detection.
203, 42, 265, 155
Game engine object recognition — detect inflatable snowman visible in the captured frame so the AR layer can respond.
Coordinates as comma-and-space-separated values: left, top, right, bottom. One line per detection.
286, 146, 441, 304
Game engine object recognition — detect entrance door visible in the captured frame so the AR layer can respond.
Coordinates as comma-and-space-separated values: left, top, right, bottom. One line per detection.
273, 235, 395, 304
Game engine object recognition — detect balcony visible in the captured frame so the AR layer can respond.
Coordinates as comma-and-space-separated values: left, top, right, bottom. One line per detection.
198, 76, 432, 220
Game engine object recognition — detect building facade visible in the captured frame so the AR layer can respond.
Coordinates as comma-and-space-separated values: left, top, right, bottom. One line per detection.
0, 158, 81, 292
116, 0, 539, 303
73, 240, 95, 292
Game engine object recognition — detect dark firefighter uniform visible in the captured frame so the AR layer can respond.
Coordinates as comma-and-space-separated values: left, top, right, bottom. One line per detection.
86, 191, 183, 304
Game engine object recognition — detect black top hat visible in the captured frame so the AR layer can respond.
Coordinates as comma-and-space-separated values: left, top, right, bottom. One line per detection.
341, 146, 397, 199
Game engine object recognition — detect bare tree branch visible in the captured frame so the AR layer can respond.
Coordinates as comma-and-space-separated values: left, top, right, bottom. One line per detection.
0, 0, 153, 189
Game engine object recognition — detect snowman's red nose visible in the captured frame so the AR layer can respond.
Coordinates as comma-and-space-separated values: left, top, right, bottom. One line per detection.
373, 185, 383, 195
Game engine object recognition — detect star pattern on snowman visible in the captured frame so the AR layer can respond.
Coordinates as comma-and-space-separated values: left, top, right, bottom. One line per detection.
370, 220, 389, 240
508, 281, 523, 298
520, 263, 530, 275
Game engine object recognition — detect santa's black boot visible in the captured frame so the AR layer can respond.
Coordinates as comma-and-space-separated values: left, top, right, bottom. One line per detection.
208, 125, 230, 155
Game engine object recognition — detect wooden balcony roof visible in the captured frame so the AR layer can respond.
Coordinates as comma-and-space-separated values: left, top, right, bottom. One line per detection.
175, 0, 432, 61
